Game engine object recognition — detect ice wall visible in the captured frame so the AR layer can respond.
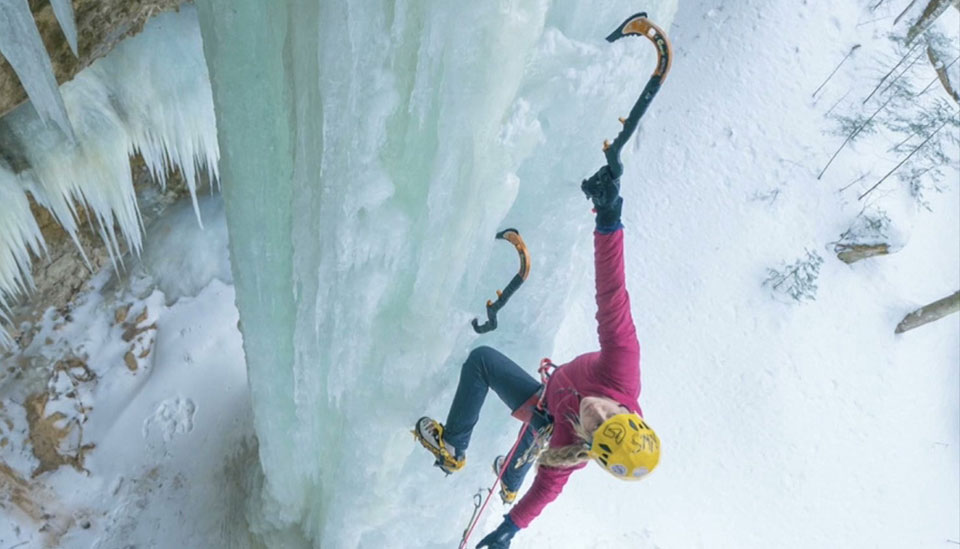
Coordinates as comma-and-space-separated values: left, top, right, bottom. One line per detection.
0, 6, 218, 343
196, 2, 676, 546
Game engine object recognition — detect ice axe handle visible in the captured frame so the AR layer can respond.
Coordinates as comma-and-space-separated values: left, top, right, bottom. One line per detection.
471, 229, 530, 334
601, 12, 672, 178
471, 274, 524, 334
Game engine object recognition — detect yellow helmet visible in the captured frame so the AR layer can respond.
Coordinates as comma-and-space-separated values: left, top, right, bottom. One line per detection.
588, 413, 660, 480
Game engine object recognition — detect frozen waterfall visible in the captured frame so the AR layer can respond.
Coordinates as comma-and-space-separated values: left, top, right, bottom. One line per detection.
196, 1, 676, 546
1, 1, 958, 547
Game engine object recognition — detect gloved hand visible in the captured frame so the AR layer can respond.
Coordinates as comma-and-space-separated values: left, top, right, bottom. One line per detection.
580, 165, 623, 233
581, 165, 620, 209
476, 515, 520, 549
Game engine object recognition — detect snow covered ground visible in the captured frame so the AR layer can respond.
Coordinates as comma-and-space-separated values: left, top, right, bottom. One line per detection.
0, 196, 254, 548
0, 0, 957, 548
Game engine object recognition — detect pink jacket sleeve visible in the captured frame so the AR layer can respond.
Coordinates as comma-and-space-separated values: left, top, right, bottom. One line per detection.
593, 229, 640, 388
508, 464, 581, 528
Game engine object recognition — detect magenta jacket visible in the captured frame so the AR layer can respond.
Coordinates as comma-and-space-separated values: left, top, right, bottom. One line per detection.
509, 228, 642, 529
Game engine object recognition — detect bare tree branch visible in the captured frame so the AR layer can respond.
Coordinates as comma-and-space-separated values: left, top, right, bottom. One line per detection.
838, 172, 869, 193
877, 49, 926, 97
895, 290, 960, 333
813, 45, 861, 98
926, 45, 960, 103
863, 43, 922, 104
858, 117, 950, 200
918, 55, 959, 95
906, 0, 960, 45
824, 89, 852, 117
819, 95, 895, 180
835, 243, 890, 263
894, 0, 922, 25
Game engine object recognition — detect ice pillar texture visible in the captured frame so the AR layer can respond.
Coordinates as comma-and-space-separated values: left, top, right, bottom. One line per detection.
196, 1, 677, 546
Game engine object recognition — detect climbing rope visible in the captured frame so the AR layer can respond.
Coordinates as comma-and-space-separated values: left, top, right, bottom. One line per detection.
458, 360, 555, 548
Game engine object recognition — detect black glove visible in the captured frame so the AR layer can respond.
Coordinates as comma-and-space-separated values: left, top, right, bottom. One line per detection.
581, 165, 620, 208
476, 515, 520, 549
580, 165, 623, 233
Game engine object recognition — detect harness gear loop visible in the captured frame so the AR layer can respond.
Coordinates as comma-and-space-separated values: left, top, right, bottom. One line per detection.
537, 358, 556, 391
472, 229, 530, 334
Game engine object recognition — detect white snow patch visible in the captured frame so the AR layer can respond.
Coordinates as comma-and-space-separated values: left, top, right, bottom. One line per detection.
142, 396, 196, 443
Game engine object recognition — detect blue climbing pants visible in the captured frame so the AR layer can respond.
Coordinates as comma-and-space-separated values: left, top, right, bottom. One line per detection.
443, 346, 550, 492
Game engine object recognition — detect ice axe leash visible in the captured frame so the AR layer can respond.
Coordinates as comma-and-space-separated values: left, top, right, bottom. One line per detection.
471, 228, 530, 334
601, 12, 673, 179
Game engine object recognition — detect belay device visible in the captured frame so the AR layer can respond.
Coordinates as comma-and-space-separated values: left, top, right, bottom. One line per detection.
471, 228, 530, 334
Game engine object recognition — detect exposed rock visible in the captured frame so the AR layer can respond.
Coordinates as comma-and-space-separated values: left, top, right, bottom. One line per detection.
23, 157, 189, 308
834, 243, 891, 264
7, 155, 202, 346
0, 0, 187, 118
24, 391, 94, 477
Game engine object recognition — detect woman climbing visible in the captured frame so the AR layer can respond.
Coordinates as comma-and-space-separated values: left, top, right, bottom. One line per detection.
414, 12, 670, 548
414, 163, 661, 548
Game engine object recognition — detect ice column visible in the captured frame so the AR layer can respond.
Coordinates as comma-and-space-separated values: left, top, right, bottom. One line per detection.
197, 1, 677, 546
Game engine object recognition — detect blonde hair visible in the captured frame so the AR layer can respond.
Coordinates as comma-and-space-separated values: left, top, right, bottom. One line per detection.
536, 414, 593, 468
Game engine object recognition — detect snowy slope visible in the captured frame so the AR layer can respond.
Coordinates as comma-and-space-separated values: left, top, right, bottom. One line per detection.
527, 1, 960, 548
0, 196, 252, 549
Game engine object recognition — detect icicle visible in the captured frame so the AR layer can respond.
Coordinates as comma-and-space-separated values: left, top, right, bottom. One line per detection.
0, 0, 75, 140
0, 168, 46, 346
50, 0, 79, 56
0, 6, 219, 347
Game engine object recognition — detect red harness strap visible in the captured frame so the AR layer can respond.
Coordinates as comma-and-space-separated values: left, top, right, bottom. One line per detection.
510, 358, 556, 422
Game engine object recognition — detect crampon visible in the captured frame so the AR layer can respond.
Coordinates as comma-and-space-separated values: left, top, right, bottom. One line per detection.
413, 417, 465, 474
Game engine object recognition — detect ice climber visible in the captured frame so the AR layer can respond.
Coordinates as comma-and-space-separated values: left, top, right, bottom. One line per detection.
414, 164, 660, 548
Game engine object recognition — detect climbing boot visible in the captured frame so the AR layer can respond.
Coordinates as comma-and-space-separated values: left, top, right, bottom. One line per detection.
492, 455, 518, 504
413, 417, 465, 474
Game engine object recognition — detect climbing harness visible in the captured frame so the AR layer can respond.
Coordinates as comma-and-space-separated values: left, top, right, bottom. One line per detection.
601, 12, 673, 179
458, 359, 555, 548
472, 228, 530, 334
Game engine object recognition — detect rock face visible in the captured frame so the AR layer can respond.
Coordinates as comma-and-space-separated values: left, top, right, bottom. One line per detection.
6, 157, 201, 348
0, 0, 186, 119
26, 157, 192, 308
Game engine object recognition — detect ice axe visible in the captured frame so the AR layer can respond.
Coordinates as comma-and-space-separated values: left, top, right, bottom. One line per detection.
471, 228, 530, 334
601, 12, 673, 178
